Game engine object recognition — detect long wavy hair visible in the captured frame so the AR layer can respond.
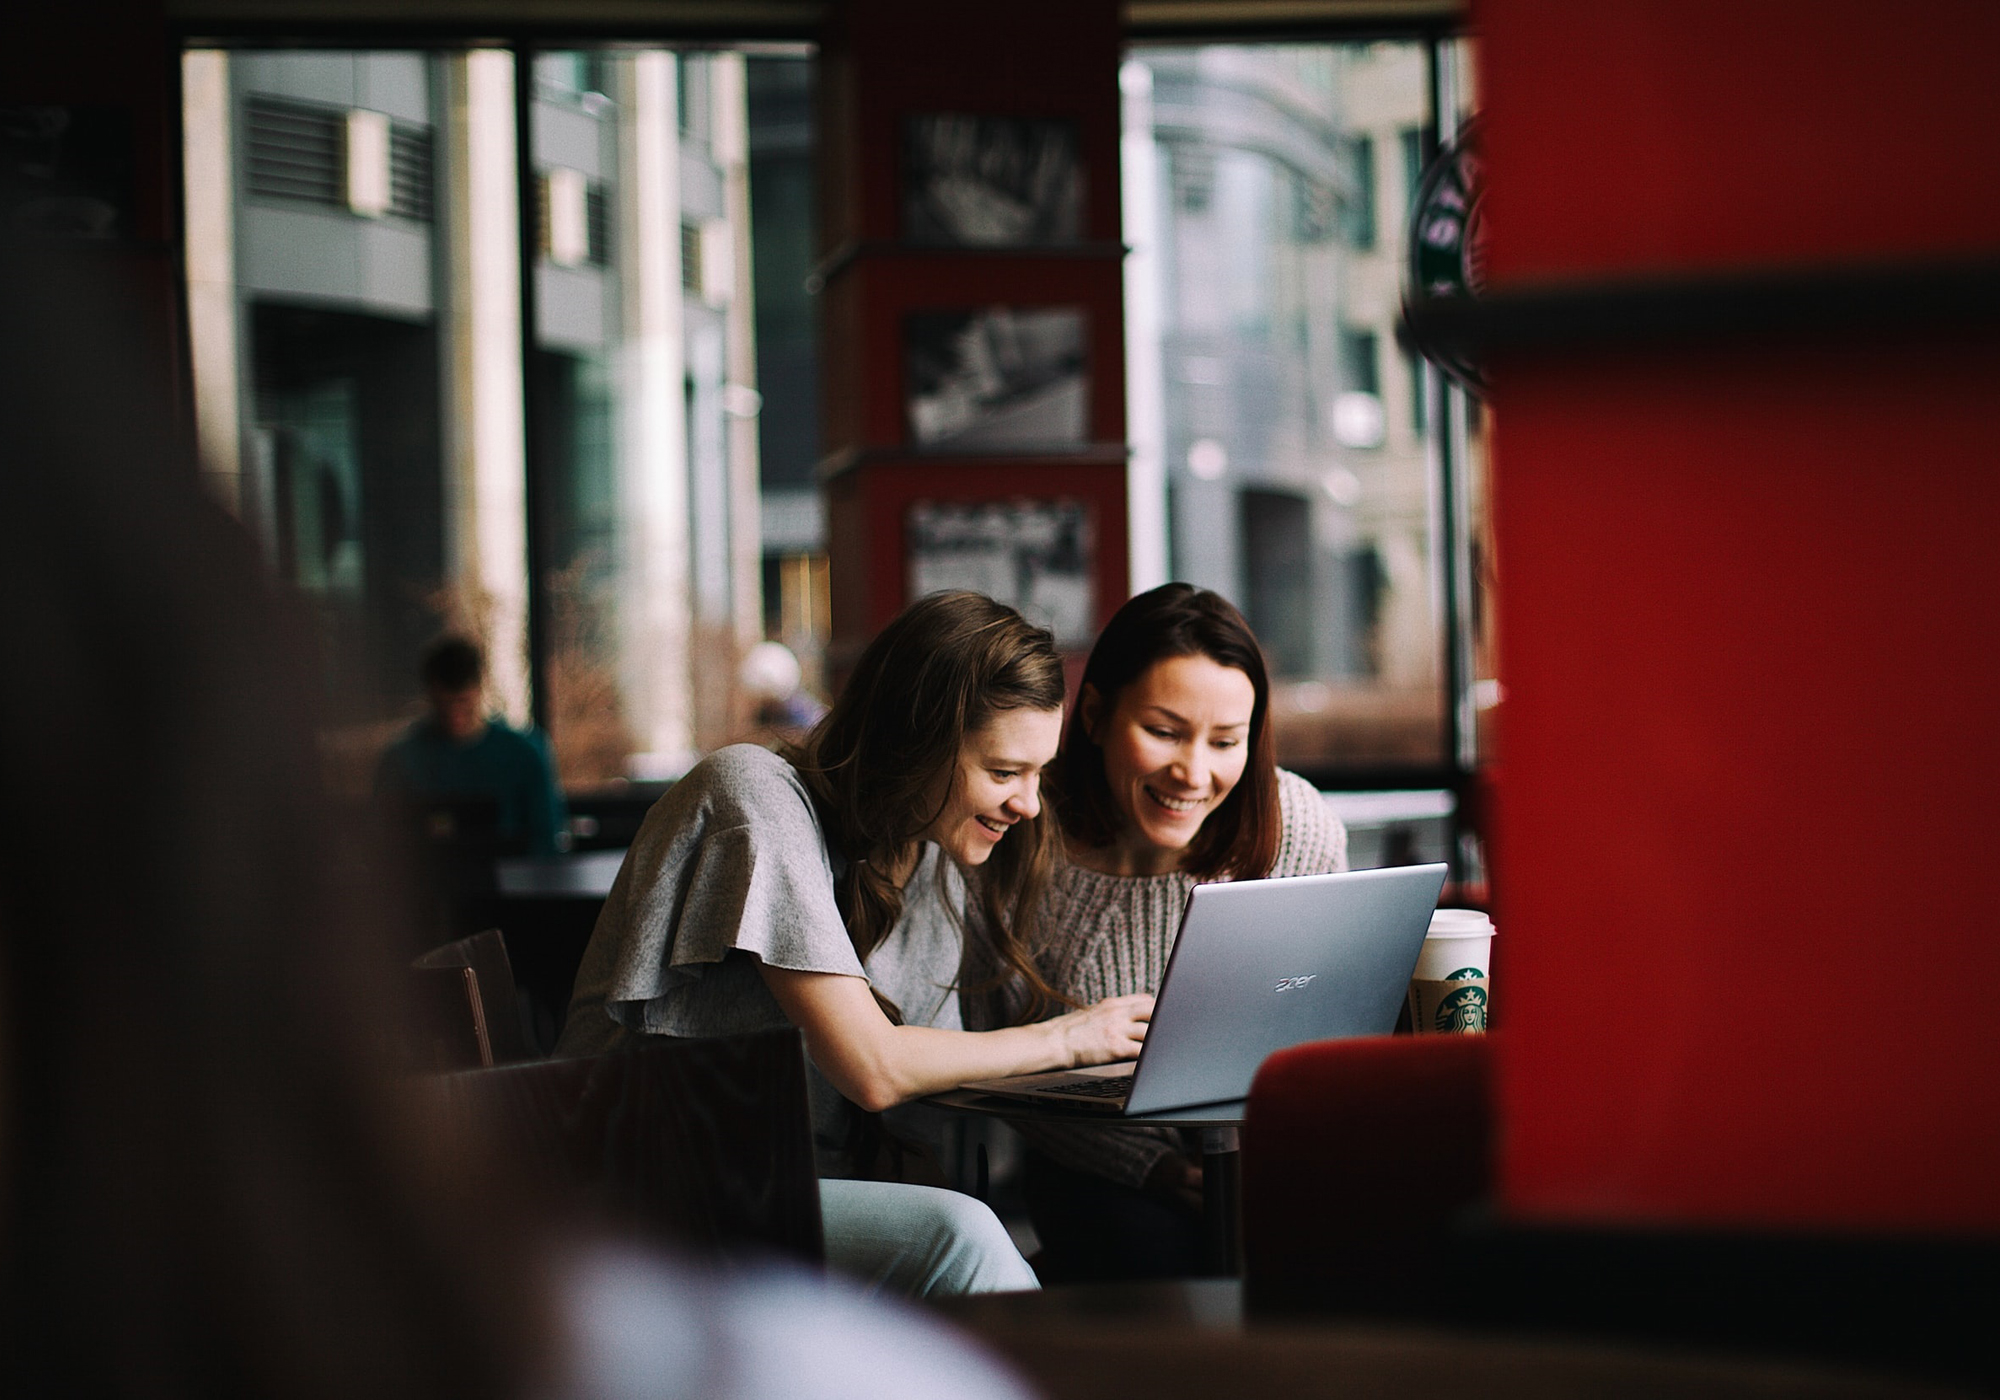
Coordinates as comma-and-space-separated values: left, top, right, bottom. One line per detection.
1056, 582, 1281, 881
787, 591, 1067, 1018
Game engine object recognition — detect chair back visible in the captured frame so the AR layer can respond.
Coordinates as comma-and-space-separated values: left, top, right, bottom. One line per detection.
424, 1029, 824, 1265
1243, 1034, 1492, 1316
412, 928, 533, 1068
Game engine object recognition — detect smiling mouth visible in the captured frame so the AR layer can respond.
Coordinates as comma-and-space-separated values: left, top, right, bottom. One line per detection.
1144, 786, 1205, 816
975, 815, 1012, 836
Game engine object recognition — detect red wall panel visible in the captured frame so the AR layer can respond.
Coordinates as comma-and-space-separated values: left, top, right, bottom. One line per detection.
1480, 0, 2000, 1232
1478, 0, 2000, 282
817, 0, 1130, 668
1491, 336, 2000, 1230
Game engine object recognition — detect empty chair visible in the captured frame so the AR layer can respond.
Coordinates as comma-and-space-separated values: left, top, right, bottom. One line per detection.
1241, 1034, 1492, 1317
423, 1028, 824, 1265
412, 927, 535, 1069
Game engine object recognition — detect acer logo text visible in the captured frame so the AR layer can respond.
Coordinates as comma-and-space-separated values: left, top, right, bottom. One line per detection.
1273, 975, 1317, 992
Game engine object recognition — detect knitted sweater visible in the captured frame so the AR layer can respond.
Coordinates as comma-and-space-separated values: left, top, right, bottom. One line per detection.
967, 769, 1347, 1189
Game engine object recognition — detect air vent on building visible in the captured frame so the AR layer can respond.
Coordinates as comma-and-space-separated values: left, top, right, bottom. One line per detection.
245, 96, 342, 207
585, 186, 611, 267
389, 125, 433, 222
243, 94, 432, 222
680, 221, 702, 292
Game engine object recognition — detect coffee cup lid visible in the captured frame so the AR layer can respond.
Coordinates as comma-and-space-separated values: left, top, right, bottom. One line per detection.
1427, 908, 1495, 938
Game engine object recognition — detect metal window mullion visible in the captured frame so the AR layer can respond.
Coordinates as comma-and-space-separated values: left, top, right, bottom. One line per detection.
513, 44, 552, 737
1436, 40, 1478, 778
1422, 34, 1478, 881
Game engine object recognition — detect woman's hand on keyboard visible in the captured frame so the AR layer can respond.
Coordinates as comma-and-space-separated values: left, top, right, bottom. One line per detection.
1050, 992, 1153, 1066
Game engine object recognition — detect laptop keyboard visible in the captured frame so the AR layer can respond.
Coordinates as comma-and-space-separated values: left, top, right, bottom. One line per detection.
1040, 1076, 1132, 1099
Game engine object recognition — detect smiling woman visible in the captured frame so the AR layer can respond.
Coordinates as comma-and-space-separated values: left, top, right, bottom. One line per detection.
968, 583, 1348, 1283
1073, 653, 1257, 876
919, 706, 1067, 869
557, 591, 1153, 1298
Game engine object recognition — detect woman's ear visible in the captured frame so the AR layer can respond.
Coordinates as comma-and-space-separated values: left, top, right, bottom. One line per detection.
1076, 683, 1104, 741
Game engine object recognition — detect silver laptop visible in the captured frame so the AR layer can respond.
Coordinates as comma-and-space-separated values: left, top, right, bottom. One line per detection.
961, 863, 1449, 1114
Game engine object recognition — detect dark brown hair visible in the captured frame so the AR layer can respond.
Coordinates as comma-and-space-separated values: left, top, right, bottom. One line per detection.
787, 591, 1067, 1017
421, 635, 485, 691
1057, 583, 1281, 880
0, 253, 550, 1397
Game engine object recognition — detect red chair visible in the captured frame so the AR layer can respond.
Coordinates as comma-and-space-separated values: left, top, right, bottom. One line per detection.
1242, 1034, 1493, 1317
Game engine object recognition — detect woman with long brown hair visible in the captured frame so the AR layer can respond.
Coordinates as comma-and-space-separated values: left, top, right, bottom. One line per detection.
973, 583, 1348, 1282
560, 590, 1153, 1294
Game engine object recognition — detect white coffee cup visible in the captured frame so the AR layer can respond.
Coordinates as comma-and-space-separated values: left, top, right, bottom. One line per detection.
1408, 909, 1494, 1035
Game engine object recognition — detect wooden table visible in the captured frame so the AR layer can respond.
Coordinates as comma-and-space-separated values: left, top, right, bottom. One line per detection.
493, 848, 627, 898
465, 849, 628, 1048
926, 1280, 1956, 1400
927, 1087, 1248, 1276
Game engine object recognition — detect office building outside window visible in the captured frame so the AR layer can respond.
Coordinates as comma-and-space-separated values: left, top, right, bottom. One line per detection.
1122, 40, 1490, 774
183, 46, 816, 794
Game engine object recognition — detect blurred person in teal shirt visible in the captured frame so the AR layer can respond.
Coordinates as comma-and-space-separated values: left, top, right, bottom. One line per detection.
375, 636, 568, 857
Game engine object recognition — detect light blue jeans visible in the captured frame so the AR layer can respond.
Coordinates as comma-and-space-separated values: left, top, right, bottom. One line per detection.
818, 1179, 1040, 1298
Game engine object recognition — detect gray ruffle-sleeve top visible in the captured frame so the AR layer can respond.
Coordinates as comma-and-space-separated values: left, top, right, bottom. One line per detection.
558, 744, 964, 1170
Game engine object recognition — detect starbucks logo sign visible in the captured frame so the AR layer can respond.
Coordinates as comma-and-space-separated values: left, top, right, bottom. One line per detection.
1435, 983, 1487, 1034
1402, 119, 1486, 396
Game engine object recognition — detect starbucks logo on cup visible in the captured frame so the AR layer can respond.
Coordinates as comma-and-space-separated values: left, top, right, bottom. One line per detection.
1435, 983, 1487, 1034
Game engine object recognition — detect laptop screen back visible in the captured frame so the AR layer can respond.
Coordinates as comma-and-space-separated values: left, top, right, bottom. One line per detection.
1124, 863, 1449, 1114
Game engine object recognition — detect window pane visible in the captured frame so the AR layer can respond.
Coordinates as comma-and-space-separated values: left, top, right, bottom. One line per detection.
745, 55, 827, 696
1124, 41, 1447, 771
534, 48, 813, 788
185, 48, 531, 792
190, 45, 818, 798
531, 50, 751, 786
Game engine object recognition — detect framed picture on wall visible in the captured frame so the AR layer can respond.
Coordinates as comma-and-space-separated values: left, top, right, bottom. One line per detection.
902, 113, 1082, 247
904, 305, 1088, 452
907, 499, 1094, 649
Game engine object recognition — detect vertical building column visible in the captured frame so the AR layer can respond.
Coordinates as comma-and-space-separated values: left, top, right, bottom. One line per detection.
439, 50, 532, 725
1119, 57, 1168, 595
181, 49, 244, 514
614, 51, 695, 773
714, 52, 766, 660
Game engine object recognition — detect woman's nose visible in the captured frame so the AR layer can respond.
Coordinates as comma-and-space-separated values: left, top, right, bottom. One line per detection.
1173, 743, 1208, 789
1006, 778, 1040, 820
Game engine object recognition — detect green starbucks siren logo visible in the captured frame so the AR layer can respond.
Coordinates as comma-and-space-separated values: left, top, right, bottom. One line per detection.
1435, 983, 1487, 1034
1446, 968, 1483, 981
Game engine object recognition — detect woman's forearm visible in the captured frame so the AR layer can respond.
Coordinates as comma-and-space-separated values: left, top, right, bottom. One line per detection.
863, 1020, 1079, 1106
759, 964, 1148, 1112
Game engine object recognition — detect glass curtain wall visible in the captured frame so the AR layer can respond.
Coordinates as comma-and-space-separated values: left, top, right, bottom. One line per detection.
183, 45, 820, 796
1122, 40, 1491, 775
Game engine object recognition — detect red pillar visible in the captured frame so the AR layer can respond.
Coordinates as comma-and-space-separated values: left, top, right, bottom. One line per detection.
1479, 0, 2000, 1232
816, 0, 1129, 677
